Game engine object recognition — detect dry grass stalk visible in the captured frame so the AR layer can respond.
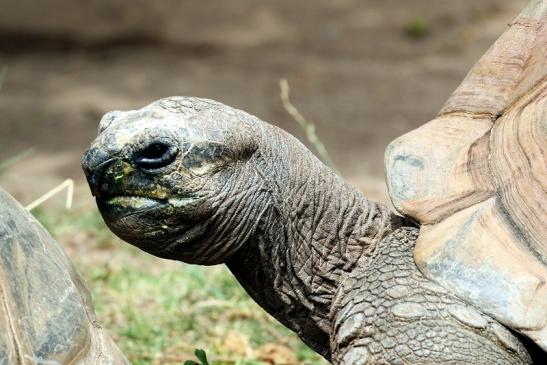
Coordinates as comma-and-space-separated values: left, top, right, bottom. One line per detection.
25, 178, 74, 211
279, 78, 340, 175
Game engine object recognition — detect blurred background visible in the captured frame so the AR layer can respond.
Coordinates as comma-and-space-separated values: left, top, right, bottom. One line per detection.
0, 0, 527, 364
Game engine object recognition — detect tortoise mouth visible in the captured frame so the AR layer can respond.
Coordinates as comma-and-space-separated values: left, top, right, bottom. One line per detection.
96, 194, 205, 222
105, 195, 164, 206
96, 194, 210, 261
97, 195, 168, 220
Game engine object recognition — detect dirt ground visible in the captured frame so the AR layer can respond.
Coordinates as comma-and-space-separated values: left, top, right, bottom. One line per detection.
0, 0, 527, 207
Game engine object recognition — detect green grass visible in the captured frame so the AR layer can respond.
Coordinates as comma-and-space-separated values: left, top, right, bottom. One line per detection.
34, 209, 327, 365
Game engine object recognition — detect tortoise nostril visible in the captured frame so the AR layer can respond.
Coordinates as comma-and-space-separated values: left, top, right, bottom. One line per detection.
133, 142, 178, 170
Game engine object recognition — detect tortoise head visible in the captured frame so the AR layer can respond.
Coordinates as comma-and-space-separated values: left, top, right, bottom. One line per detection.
82, 97, 264, 264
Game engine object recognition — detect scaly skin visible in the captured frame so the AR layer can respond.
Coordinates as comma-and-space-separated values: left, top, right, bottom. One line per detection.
332, 227, 532, 364
82, 97, 535, 364
225, 119, 401, 357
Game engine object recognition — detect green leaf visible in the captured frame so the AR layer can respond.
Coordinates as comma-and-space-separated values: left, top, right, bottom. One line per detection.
195, 349, 210, 365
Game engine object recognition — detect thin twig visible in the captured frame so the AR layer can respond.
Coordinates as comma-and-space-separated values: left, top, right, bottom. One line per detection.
26, 179, 74, 211
279, 78, 340, 175
0, 148, 35, 171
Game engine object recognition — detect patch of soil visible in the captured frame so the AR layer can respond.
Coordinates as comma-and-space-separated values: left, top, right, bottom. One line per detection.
0, 0, 525, 208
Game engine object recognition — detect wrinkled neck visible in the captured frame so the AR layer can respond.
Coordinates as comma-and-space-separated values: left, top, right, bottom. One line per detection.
227, 126, 404, 358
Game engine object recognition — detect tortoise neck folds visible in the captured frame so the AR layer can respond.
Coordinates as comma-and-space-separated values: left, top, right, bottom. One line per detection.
227, 125, 404, 358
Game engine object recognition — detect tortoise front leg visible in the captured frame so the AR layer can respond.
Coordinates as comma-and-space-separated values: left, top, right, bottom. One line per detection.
330, 227, 533, 365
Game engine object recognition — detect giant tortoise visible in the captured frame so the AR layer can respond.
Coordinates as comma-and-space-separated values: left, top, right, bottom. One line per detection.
80, 1, 546, 364
0, 187, 129, 364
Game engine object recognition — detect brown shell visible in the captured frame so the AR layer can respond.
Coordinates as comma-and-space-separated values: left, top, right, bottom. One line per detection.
385, 0, 547, 350
0, 187, 129, 364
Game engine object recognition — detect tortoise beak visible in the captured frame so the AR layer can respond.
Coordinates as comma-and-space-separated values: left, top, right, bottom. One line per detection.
81, 146, 115, 197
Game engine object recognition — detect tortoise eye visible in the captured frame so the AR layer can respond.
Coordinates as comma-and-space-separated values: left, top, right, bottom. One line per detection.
133, 142, 178, 170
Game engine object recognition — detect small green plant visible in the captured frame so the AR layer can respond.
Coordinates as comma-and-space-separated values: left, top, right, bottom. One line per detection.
0, 66, 7, 91
184, 349, 210, 365
403, 17, 431, 39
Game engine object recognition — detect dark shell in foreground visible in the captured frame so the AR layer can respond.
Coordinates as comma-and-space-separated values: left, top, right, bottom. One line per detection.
0, 187, 128, 364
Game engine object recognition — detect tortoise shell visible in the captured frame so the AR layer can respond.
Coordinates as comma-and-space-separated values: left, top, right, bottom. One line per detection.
0, 187, 128, 364
385, 0, 546, 351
